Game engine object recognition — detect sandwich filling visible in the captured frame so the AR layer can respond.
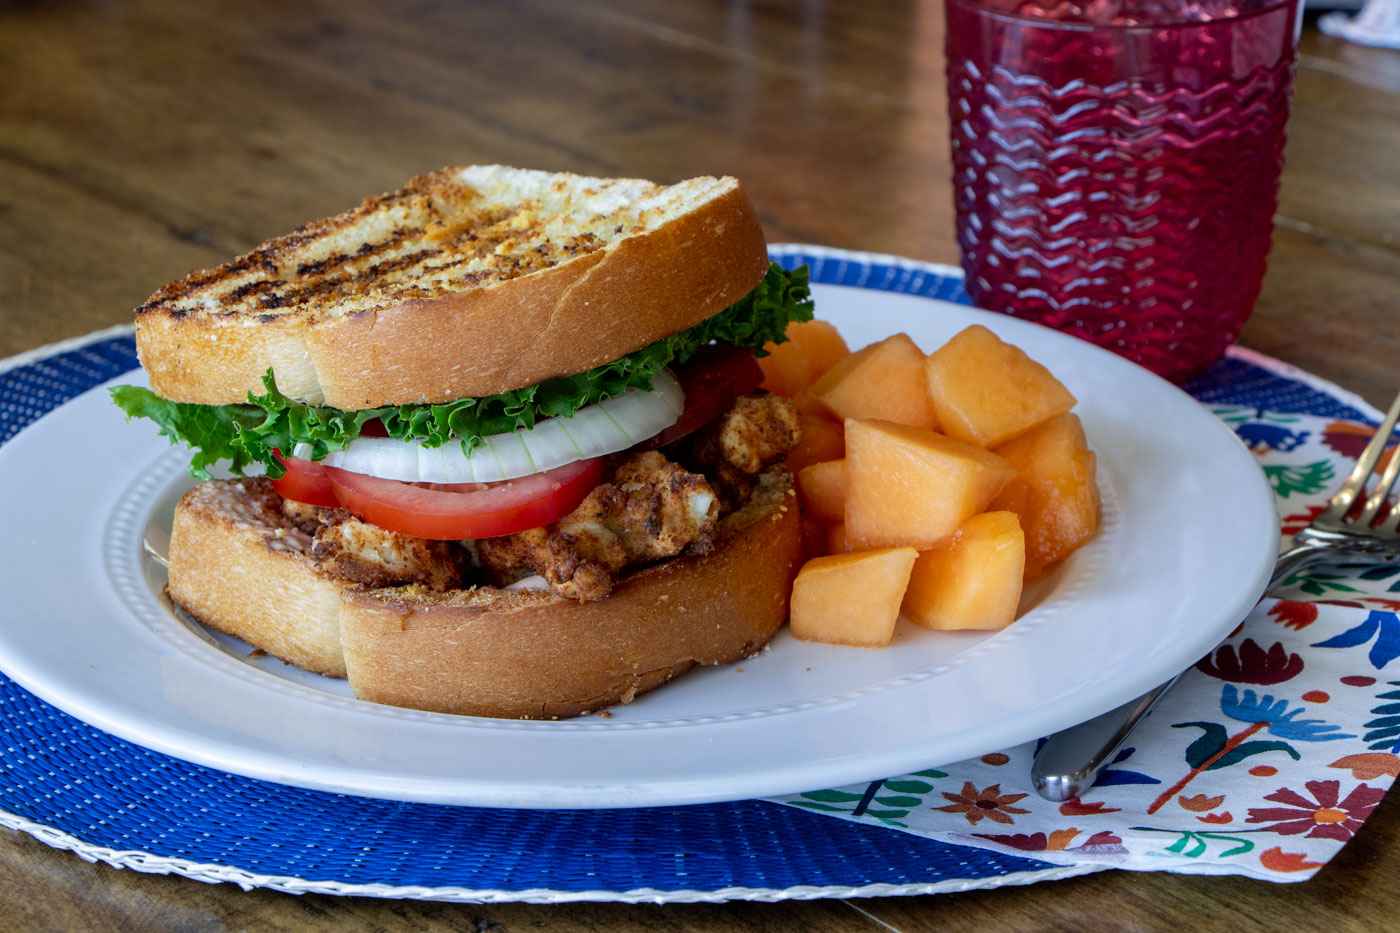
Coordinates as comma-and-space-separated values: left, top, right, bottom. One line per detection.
114, 263, 812, 600
178, 390, 799, 603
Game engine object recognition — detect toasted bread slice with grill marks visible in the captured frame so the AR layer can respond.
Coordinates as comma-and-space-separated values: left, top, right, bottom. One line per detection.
135, 165, 770, 409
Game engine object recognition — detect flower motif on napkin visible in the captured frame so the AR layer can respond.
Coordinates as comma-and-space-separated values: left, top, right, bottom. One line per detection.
964, 828, 1127, 855
1246, 780, 1385, 841
1268, 601, 1319, 630
1195, 639, 1303, 684
934, 782, 1030, 825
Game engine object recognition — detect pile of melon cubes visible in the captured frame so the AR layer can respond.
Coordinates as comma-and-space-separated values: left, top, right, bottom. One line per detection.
761, 320, 1100, 649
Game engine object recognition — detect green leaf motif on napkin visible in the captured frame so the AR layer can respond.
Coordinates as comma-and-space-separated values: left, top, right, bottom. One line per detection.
1291, 571, 1363, 597
789, 769, 949, 829
1142, 829, 1254, 859
1363, 682, 1400, 753
1262, 461, 1335, 498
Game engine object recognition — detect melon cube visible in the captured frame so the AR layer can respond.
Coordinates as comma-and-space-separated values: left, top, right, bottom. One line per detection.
786, 413, 846, 473
790, 548, 919, 648
845, 419, 1016, 550
760, 319, 851, 397
796, 459, 847, 523
924, 324, 1076, 447
826, 522, 854, 555
991, 413, 1100, 579
903, 511, 1025, 630
791, 390, 829, 419
809, 334, 937, 429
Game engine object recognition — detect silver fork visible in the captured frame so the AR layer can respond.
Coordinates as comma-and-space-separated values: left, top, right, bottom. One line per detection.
1031, 388, 1400, 801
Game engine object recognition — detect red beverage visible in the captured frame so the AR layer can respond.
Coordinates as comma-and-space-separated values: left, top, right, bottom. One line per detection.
946, 0, 1299, 382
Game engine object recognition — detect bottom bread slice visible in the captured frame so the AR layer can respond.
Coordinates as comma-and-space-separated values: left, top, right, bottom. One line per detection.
164, 471, 802, 718
167, 479, 350, 677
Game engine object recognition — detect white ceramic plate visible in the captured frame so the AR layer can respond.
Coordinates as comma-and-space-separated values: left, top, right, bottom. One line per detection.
0, 276, 1278, 809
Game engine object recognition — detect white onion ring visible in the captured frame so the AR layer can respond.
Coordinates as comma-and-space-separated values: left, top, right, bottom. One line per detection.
296, 371, 685, 484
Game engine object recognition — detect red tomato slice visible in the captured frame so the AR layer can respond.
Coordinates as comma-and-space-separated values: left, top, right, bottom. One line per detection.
270, 450, 339, 508
324, 457, 604, 540
641, 344, 764, 449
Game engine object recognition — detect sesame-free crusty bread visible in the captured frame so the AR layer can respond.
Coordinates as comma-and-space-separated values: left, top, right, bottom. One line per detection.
136, 165, 770, 409
164, 470, 801, 718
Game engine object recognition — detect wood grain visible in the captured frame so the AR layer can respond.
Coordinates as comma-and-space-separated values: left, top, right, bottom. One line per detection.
1, 0, 1398, 929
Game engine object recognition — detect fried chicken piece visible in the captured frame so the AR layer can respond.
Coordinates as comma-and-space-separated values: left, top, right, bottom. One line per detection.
583, 451, 719, 562
475, 451, 718, 602
683, 391, 800, 512
695, 392, 802, 473
472, 525, 618, 601
279, 499, 464, 589
279, 497, 324, 534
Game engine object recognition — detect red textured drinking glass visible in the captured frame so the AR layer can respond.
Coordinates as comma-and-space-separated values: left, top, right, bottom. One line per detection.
945, 0, 1300, 382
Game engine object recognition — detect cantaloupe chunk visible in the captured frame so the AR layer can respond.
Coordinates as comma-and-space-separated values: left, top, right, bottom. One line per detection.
790, 548, 918, 647
990, 413, 1100, 579
903, 511, 1025, 630
760, 319, 852, 397
826, 522, 854, 555
924, 324, 1076, 447
809, 334, 937, 429
786, 414, 846, 473
796, 459, 847, 523
845, 419, 1016, 550
791, 390, 830, 419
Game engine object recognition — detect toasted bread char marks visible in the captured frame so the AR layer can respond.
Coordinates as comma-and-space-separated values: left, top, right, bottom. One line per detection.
135, 165, 770, 408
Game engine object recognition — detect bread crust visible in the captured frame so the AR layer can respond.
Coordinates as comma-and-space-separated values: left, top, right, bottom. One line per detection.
135, 167, 770, 409
166, 479, 349, 677
163, 471, 801, 718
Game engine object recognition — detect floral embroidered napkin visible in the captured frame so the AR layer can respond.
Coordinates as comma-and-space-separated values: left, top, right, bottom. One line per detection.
769, 403, 1400, 882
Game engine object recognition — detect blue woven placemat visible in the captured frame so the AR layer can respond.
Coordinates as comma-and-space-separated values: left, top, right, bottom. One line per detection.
0, 247, 1363, 901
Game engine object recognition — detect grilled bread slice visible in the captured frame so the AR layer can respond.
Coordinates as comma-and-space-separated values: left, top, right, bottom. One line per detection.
165, 470, 801, 718
135, 165, 770, 409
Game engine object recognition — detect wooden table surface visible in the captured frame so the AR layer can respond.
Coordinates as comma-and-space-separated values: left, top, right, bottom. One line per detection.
2, 1, 1398, 929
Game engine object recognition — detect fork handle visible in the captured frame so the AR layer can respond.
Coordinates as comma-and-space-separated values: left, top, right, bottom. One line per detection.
1030, 675, 1182, 801
1030, 544, 1327, 802
1270, 543, 1331, 590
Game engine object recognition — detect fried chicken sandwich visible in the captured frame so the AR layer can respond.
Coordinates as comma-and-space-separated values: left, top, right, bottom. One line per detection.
113, 165, 812, 719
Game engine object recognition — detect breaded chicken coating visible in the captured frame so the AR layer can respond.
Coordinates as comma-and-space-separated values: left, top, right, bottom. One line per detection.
476, 451, 718, 602
693, 392, 801, 474
280, 499, 463, 589
683, 391, 800, 512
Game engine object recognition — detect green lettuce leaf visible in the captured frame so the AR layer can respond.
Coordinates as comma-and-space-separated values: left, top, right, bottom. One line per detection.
112, 262, 814, 480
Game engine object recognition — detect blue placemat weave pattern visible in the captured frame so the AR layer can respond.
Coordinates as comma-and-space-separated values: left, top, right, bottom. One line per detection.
0, 250, 1363, 899
0, 336, 140, 445
1, 673, 1049, 891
